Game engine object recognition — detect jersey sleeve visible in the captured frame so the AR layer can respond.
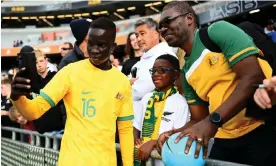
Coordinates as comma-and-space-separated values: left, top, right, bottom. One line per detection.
117, 82, 134, 121
182, 76, 208, 106
40, 65, 72, 107
12, 96, 51, 120
208, 21, 260, 67
117, 120, 134, 166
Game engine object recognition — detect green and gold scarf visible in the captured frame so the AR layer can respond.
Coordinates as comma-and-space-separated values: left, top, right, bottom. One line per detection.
134, 86, 178, 166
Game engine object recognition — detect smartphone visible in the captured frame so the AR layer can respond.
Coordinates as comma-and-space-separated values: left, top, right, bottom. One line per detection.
17, 52, 40, 94
131, 67, 137, 78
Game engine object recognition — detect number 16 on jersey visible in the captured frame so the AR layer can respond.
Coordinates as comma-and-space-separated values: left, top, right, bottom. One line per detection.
82, 98, 96, 118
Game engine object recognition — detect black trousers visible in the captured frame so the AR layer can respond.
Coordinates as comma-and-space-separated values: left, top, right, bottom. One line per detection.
209, 125, 276, 166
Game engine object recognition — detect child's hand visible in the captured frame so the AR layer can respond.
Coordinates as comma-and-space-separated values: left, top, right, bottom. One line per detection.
136, 140, 157, 161
134, 138, 143, 146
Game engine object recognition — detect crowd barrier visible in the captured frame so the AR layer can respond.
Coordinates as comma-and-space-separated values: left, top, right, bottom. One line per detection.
1, 127, 249, 166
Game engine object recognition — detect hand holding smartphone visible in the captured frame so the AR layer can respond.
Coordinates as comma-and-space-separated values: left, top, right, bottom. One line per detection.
17, 52, 40, 94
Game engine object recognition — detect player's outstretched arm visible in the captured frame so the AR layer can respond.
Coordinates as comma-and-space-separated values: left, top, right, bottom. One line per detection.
12, 96, 51, 121
10, 68, 50, 120
11, 67, 71, 121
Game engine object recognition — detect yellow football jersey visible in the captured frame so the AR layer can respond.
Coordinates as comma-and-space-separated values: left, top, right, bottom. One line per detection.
182, 21, 272, 139
13, 59, 134, 165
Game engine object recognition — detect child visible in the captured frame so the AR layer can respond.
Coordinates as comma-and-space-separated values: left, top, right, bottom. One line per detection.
133, 54, 190, 166
9, 106, 28, 125
9, 106, 36, 143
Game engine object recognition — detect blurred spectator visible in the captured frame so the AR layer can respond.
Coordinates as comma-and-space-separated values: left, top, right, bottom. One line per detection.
264, 19, 276, 43
124, 32, 143, 61
110, 54, 122, 71
1, 78, 12, 111
267, 31, 276, 43
264, 19, 275, 34
9, 105, 35, 144
121, 32, 143, 77
12, 40, 24, 47
9, 106, 28, 125
31, 50, 65, 133
20, 40, 23, 46
1, 78, 20, 138
58, 18, 92, 69
60, 42, 73, 57
35, 50, 51, 79
13, 40, 16, 47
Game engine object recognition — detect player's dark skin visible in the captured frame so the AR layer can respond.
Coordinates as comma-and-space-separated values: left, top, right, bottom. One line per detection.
87, 28, 116, 70
10, 27, 116, 101
156, 7, 266, 158
135, 58, 180, 161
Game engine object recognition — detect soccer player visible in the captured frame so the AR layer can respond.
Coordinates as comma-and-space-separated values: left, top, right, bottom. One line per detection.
10, 17, 134, 166
156, 1, 276, 165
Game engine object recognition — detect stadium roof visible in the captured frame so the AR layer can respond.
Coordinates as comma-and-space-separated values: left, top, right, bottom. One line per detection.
1, 0, 202, 28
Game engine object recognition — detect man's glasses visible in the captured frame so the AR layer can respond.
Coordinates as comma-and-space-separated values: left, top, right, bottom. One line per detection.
149, 67, 179, 75
159, 12, 190, 30
61, 48, 71, 51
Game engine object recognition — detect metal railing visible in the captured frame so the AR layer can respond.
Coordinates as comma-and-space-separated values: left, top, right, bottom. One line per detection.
1, 127, 249, 166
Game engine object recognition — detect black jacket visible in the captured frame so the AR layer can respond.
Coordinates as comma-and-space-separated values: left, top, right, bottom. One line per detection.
121, 57, 141, 76
58, 42, 85, 70
33, 71, 65, 133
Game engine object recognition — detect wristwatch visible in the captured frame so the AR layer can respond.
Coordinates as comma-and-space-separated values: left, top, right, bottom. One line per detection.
210, 112, 223, 127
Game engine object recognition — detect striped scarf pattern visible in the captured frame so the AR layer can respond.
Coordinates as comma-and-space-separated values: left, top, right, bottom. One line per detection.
134, 86, 178, 166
